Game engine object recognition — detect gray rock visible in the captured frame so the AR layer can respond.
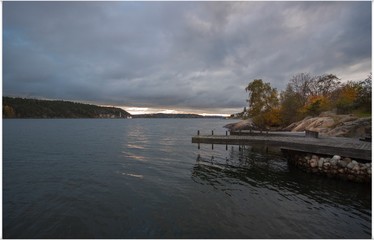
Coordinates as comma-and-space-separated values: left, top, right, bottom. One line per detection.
323, 162, 331, 169
311, 155, 319, 160
337, 160, 348, 168
352, 160, 358, 165
331, 155, 341, 161
343, 157, 352, 163
318, 159, 324, 168
347, 162, 355, 169
360, 165, 367, 171
325, 117, 371, 138
310, 159, 318, 168
330, 159, 338, 166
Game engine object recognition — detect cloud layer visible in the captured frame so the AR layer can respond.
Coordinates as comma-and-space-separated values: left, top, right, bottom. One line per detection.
3, 2, 371, 114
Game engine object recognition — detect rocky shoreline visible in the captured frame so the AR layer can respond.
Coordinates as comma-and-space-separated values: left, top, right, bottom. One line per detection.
285, 151, 371, 183
284, 112, 371, 138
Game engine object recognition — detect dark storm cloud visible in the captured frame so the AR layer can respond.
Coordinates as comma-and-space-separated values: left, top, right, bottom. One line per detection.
3, 1, 371, 113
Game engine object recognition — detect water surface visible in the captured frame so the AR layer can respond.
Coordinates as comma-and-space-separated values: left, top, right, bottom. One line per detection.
3, 119, 371, 238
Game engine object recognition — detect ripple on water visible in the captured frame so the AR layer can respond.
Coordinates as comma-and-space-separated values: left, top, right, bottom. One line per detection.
3, 119, 371, 239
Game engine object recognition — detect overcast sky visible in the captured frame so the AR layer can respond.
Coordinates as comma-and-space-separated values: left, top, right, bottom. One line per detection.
3, 1, 372, 115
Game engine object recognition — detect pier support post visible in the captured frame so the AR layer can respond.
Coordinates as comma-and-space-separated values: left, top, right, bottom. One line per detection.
212, 130, 214, 135
197, 130, 200, 136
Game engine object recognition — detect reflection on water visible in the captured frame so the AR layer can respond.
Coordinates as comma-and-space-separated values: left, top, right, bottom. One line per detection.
3, 119, 371, 239
192, 145, 371, 225
126, 144, 145, 149
122, 152, 148, 162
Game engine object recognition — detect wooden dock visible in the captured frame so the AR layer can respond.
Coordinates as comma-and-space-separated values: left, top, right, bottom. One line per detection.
192, 133, 372, 161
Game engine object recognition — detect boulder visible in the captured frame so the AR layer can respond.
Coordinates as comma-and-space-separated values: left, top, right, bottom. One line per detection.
337, 158, 350, 168
330, 158, 338, 166
310, 159, 318, 168
323, 162, 331, 169
318, 158, 325, 168
224, 119, 255, 131
347, 162, 355, 169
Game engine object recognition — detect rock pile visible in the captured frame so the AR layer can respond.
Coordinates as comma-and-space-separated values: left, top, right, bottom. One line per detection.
288, 153, 371, 183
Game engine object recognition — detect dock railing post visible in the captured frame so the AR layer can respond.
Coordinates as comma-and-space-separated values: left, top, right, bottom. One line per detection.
212, 130, 214, 135
226, 131, 228, 136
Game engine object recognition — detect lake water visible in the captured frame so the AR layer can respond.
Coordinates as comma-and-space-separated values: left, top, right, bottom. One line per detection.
3, 119, 371, 238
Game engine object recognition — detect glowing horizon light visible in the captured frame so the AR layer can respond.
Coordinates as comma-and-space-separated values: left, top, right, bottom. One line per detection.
201, 113, 230, 117
160, 109, 179, 114
116, 105, 235, 117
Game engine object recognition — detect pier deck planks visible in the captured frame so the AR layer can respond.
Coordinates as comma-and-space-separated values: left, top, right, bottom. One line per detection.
192, 134, 371, 161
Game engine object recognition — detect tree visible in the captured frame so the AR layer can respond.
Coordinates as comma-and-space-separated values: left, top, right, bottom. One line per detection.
280, 84, 305, 125
3, 105, 15, 118
288, 73, 314, 106
279, 73, 318, 125
310, 74, 341, 96
280, 72, 342, 122
302, 95, 330, 116
355, 73, 372, 113
245, 79, 279, 117
245, 79, 279, 128
332, 81, 358, 114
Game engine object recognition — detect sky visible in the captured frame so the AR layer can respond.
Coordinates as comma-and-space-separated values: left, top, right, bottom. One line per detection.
3, 1, 372, 115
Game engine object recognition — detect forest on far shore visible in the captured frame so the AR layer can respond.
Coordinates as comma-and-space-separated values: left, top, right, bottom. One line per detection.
3, 97, 131, 119
232, 72, 372, 128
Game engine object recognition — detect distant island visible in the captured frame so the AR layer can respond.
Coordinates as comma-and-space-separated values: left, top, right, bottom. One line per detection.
132, 113, 224, 119
3, 97, 132, 119
3, 97, 225, 119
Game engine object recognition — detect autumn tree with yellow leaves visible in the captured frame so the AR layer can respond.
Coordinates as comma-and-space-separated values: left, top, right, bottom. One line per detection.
243, 73, 371, 128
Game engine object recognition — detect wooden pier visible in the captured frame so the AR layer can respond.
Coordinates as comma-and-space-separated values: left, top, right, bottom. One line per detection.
192, 132, 371, 161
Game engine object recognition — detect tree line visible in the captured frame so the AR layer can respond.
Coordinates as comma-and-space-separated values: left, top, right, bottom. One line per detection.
3, 97, 131, 118
241, 72, 371, 129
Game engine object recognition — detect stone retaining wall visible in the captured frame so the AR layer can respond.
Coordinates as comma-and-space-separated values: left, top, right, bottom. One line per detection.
285, 151, 371, 183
